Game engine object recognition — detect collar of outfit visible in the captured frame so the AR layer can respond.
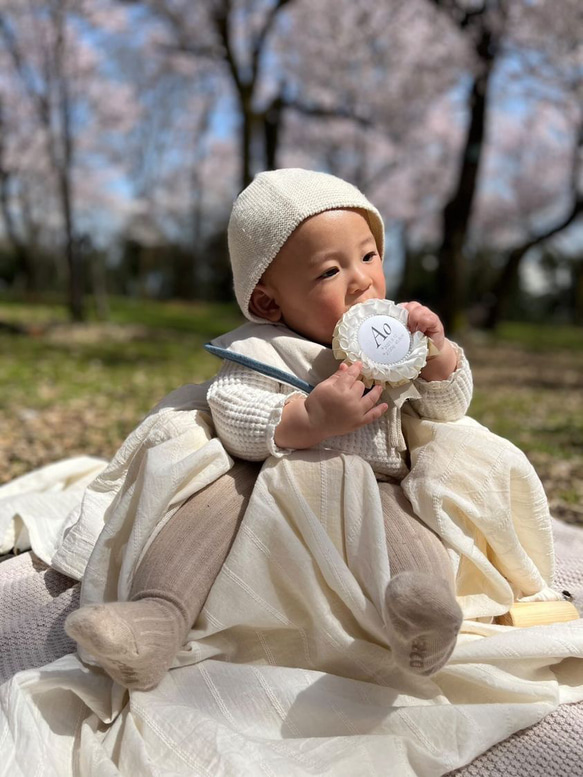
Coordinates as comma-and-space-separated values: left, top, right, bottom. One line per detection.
207, 321, 423, 408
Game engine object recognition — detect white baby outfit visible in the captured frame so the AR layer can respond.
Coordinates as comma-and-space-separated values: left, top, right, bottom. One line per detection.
206, 323, 473, 480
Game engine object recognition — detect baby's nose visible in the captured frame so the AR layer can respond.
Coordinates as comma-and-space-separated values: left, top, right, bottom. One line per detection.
348, 267, 372, 293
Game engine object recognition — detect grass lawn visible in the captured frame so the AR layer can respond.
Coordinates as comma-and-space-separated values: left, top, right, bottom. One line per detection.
1, 297, 582, 525
467, 323, 583, 525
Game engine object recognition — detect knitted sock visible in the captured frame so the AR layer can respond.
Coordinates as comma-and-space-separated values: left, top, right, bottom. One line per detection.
0, 553, 79, 683
64, 598, 185, 690
65, 459, 260, 690
385, 571, 462, 675
378, 481, 462, 675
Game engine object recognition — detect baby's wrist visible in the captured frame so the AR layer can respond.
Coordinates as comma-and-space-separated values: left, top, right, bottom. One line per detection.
274, 396, 327, 449
303, 395, 335, 444
419, 339, 458, 381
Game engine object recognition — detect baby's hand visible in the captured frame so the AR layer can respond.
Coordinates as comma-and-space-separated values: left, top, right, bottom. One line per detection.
399, 301, 457, 380
399, 301, 445, 350
274, 362, 388, 450
305, 362, 388, 438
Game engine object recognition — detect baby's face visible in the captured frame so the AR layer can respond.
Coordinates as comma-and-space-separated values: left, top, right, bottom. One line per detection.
252, 208, 386, 345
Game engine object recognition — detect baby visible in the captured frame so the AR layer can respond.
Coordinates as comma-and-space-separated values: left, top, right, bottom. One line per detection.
209, 169, 467, 477
66, 169, 470, 689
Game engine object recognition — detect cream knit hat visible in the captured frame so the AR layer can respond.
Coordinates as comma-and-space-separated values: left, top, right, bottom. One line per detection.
228, 168, 385, 322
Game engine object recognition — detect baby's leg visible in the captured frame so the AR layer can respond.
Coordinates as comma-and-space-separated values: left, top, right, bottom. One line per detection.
65, 459, 260, 690
379, 481, 462, 676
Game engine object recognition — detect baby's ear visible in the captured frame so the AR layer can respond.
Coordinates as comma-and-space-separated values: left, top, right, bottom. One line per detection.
249, 284, 282, 322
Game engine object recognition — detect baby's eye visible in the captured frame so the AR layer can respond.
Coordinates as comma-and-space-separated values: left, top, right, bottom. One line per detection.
319, 267, 339, 279
363, 252, 377, 263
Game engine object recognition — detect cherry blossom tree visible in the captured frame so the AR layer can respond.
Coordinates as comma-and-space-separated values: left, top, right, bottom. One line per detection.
115, 0, 300, 189
103, 23, 236, 297
407, 0, 582, 330
0, 0, 140, 320
1, 1, 86, 318
2, 0, 580, 325
279, 0, 469, 301
283, 0, 581, 330
477, 0, 583, 328
116, 0, 399, 192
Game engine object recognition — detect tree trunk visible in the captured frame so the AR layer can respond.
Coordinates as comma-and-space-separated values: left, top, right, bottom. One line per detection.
54, 1, 84, 322
435, 35, 495, 333
395, 224, 414, 301
482, 246, 528, 329
90, 250, 110, 321
0, 175, 37, 294
573, 262, 583, 327
0, 100, 37, 294
263, 95, 284, 171
191, 184, 203, 298
59, 169, 84, 320
482, 245, 527, 329
240, 99, 253, 190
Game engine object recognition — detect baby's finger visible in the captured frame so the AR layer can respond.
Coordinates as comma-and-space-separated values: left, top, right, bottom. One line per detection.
350, 378, 366, 399
408, 308, 439, 334
361, 384, 383, 409
336, 361, 362, 385
407, 311, 429, 333
345, 361, 362, 376
399, 301, 422, 314
363, 401, 388, 424
327, 361, 351, 384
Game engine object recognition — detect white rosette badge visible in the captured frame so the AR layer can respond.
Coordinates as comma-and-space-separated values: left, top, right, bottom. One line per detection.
332, 299, 437, 406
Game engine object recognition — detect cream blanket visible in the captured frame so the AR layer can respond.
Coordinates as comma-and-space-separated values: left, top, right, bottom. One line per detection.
1, 325, 583, 776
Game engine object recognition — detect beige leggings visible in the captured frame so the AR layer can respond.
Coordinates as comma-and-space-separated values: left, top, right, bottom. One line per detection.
129, 457, 455, 628
0, 456, 454, 682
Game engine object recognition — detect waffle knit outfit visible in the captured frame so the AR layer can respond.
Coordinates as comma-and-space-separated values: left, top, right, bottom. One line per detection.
206, 339, 473, 481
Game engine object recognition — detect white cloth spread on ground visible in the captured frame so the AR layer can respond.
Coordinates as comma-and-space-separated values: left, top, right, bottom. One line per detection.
0, 456, 107, 560
1, 323, 582, 776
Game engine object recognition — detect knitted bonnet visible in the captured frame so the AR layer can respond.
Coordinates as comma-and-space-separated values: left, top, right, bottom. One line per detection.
228, 168, 385, 322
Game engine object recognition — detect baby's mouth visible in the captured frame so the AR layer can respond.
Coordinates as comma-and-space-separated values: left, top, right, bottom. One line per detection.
346, 295, 378, 312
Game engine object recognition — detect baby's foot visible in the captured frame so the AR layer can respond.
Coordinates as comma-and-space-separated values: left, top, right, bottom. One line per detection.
385, 571, 462, 676
65, 599, 186, 691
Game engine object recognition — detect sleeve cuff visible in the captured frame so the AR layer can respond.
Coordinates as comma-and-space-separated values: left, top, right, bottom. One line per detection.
265, 391, 306, 458
414, 342, 466, 390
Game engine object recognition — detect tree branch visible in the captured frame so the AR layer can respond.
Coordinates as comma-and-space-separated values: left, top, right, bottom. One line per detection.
426, 0, 488, 30
521, 199, 583, 259
283, 99, 372, 127
156, 41, 221, 60
483, 120, 583, 329
250, 0, 292, 85
143, 1, 224, 61
515, 121, 582, 256
211, 0, 246, 97
0, 14, 52, 126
